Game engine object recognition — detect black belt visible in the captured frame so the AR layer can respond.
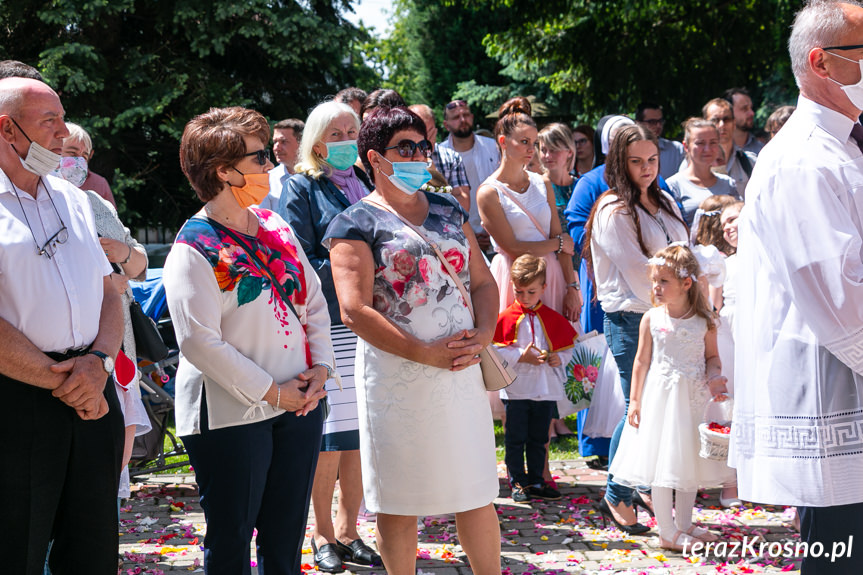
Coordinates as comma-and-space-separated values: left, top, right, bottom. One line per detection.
45, 347, 91, 362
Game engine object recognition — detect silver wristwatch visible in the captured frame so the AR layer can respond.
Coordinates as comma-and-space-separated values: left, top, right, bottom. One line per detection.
87, 350, 115, 374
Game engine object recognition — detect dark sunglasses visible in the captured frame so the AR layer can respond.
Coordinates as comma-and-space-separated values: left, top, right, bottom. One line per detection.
242, 148, 272, 166
445, 99, 468, 111
384, 139, 432, 159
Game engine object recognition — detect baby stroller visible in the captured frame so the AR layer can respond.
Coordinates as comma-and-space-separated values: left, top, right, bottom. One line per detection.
128, 269, 188, 476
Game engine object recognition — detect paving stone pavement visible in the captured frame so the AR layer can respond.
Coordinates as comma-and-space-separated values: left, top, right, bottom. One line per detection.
119, 459, 802, 574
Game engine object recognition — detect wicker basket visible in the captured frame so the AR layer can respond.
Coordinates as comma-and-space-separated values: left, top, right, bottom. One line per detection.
698, 397, 733, 461
698, 423, 731, 460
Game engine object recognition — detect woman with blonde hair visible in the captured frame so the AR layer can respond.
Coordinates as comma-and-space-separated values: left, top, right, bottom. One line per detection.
537, 123, 577, 232
277, 101, 379, 572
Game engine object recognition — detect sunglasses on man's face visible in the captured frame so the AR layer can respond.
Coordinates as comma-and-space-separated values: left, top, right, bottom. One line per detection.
242, 148, 272, 166
445, 100, 468, 111
384, 139, 433, 159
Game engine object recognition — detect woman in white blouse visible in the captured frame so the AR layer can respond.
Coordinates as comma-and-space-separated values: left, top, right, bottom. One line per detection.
164, 107, 334, 575
583, 125, 688, 534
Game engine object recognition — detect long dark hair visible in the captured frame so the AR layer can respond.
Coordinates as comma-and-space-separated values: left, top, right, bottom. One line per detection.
582, 124, 688, 281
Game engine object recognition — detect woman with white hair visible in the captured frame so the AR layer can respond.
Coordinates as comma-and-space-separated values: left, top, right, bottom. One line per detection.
276, 101, 378, 573
55, 121, 116, 207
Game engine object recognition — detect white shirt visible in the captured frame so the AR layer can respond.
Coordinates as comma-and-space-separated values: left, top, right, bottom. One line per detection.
590, 192, 688, 314
439, 134, 500, 232
729, 95, 863, 507
0, 172, 110, 352
259, 163, 290, 212
497, 310, 573, 401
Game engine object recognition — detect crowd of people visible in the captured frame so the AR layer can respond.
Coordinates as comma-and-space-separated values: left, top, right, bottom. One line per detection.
2, 1, 863, 574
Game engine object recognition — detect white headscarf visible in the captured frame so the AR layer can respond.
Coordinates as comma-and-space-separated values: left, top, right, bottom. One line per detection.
600, 115, 635, 155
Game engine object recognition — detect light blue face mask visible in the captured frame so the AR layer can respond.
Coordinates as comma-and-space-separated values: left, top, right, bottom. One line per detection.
382, 157, 432, 195
324, 140, 359, 171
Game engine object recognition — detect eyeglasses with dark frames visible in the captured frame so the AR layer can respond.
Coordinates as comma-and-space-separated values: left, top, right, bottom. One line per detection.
642, 118, 665, 126
38, 225, 69, 259
573, 137, 590, 146
242, 148, 272, 166
823, 44, 863, 51
384, 139, 433, 159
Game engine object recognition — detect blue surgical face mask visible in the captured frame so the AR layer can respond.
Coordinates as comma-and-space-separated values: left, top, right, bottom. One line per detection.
382, 156, 432, 195
324, 140, 358, 171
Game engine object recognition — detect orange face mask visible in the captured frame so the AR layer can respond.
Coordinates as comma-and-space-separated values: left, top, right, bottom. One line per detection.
230, 172, 270, 208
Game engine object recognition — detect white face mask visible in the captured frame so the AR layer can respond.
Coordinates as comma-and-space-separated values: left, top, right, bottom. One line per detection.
9, 117, 62, 176
827, 51, 863, 110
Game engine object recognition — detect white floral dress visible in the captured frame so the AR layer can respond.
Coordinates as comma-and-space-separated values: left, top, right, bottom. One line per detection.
323, 193, 499, 515
609, 307, 735, 491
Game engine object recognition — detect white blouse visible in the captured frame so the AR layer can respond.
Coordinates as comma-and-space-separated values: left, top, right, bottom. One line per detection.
589, 191, 688, 314
164, 210, 333, 435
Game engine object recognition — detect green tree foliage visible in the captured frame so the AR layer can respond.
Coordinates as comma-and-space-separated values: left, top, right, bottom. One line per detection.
461, 0, 799, 131
0, 0, 378, 232
377, 0, 514, 121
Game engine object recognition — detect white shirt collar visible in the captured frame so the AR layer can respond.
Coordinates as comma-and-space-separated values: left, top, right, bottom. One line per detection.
796, 94, 856, 144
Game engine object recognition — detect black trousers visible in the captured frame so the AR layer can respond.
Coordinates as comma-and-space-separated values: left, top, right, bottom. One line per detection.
799, 502, 863, 574
0, 371, 124, 575
504, 399, 555, 487
182, 394, 323, 575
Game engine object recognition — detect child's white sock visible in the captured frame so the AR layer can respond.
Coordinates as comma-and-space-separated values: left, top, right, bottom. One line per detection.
674, 489, 697, 533
652, 486, 676, 538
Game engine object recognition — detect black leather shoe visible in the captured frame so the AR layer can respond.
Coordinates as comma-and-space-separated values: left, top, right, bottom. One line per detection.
311, 539, 346, 573
595, 497, 651, 535
336, 538, 382, 566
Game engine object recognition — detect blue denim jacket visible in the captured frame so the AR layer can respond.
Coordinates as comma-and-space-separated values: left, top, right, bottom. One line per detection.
276, 167, 372, 324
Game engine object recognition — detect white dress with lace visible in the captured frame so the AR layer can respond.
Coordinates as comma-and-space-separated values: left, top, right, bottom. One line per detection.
609, 306, 735, 491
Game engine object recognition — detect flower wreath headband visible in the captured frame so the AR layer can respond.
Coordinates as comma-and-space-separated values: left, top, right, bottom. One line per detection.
646, 241, 692, 279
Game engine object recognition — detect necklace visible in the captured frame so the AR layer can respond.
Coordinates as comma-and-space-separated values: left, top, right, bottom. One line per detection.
666, 304, 695, 320
205, 204, 253, 235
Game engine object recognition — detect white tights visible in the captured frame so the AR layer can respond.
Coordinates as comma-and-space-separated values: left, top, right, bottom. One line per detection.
652, 486, 697, 539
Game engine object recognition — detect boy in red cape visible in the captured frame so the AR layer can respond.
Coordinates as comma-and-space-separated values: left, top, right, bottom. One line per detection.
493, 254, 576, 502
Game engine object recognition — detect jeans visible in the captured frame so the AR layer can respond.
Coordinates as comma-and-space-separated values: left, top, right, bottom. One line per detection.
503, 399, 555, 487
604, 310, 644, 506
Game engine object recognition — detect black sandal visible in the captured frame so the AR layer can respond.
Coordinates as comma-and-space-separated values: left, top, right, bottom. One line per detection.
311, 539, 346, 573
336, 538, 382, 566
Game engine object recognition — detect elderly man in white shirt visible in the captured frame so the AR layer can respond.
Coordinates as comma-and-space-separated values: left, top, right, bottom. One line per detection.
730, 2, 863, 572
0, 77, 125, 574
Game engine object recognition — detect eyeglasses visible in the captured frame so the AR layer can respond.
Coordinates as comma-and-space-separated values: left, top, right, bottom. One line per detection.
824, 44, 863, 51
242, 148, 272, 166
384, 139, 433, 159
38, 225, 68, 259
574, 137, 590, 146
445, 100, 468, 111
641, 119, 664, 127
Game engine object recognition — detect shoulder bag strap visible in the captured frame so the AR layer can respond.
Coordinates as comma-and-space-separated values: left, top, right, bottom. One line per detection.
363, 199, 476, 324
735, 149, 753, 177
192, 215, 302, 324
489, 178, 548, 237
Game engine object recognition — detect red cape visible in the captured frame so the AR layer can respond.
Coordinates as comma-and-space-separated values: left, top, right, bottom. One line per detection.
493, 301, 577, 352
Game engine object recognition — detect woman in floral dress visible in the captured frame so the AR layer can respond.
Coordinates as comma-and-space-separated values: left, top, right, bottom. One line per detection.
164, 107, 334, 575
325, 106, 501, 575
